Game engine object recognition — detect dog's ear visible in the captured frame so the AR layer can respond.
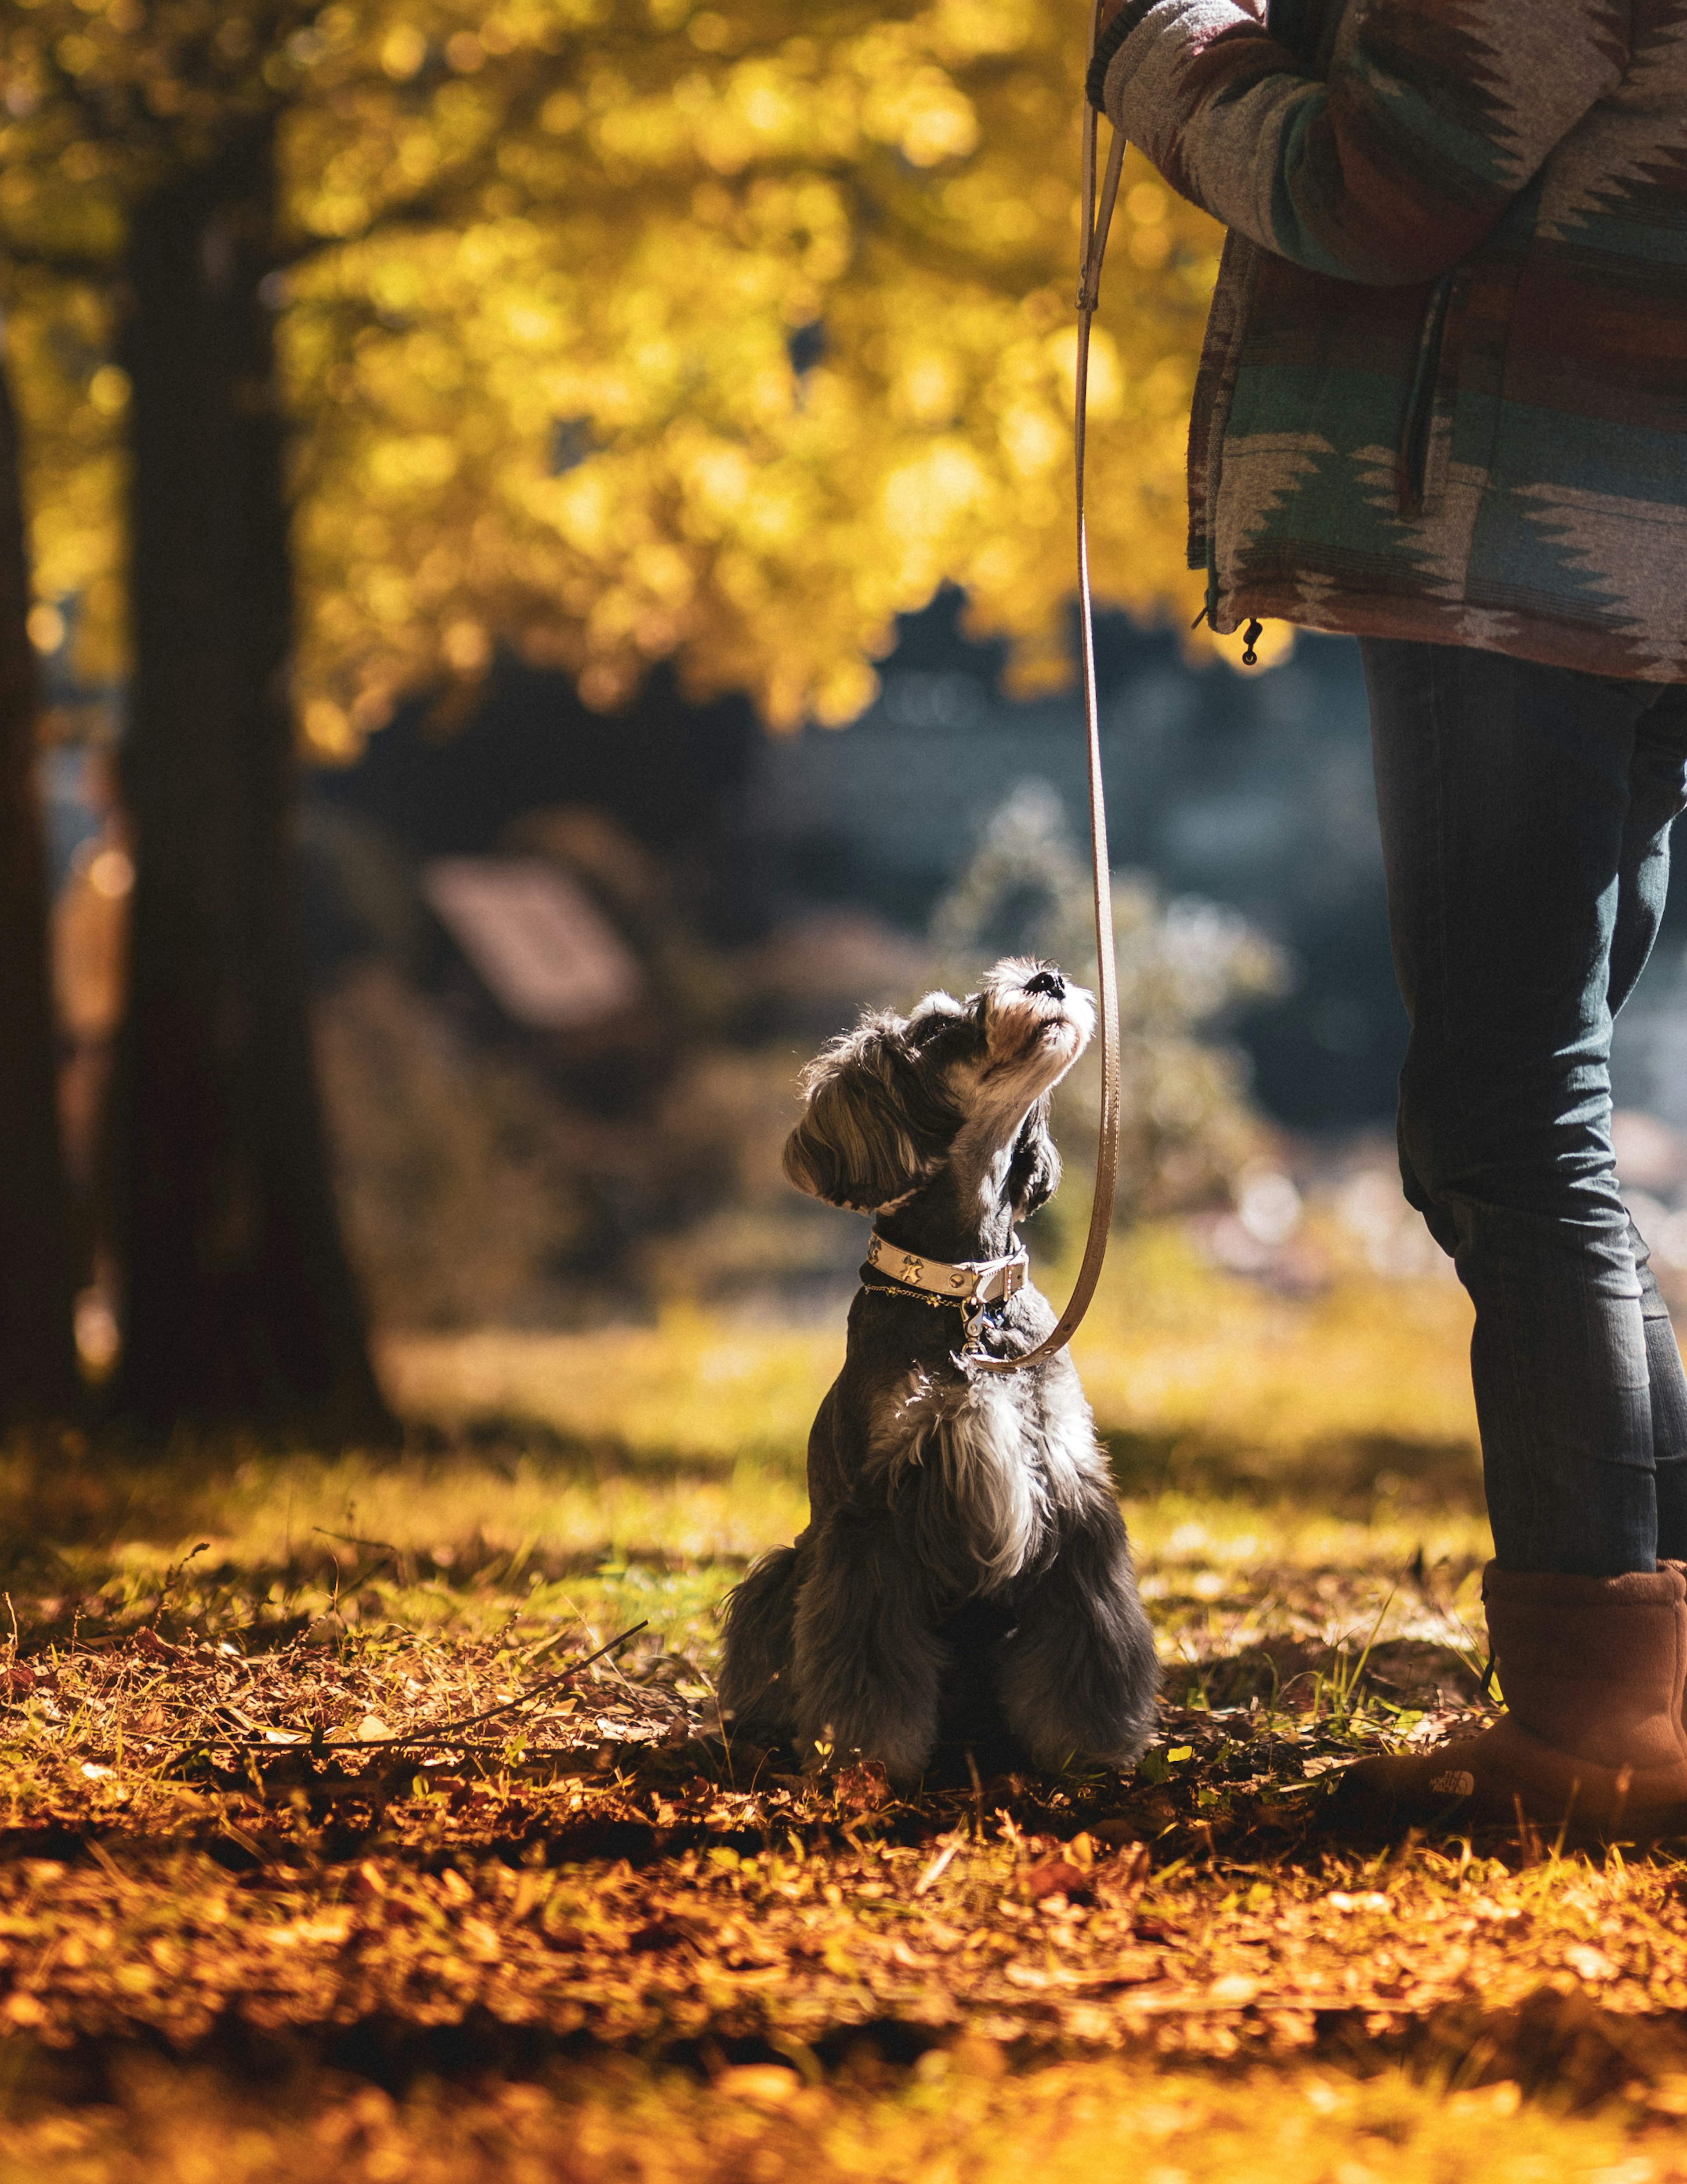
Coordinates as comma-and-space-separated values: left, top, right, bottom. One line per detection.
1006, 1098, 1061, 1220
784, 1013, 959, 1212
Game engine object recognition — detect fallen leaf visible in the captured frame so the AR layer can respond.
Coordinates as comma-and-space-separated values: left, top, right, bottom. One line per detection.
714, 2066, 802, 2104
1564, 1944, 1619, 1982
1023, 1858, 1089, 1903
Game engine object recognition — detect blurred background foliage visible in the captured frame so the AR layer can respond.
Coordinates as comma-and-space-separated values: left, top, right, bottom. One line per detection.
930, 776, 1287, 1229
0, 0, 1286, 1412
7, 0, 1687, 1413
3, 0, 1222, 734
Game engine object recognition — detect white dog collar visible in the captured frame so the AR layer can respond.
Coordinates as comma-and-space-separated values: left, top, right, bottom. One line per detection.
865, 1228, 1029, 1308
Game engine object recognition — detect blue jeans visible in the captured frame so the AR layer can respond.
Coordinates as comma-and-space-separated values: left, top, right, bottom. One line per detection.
1361, 638, 1687, 1575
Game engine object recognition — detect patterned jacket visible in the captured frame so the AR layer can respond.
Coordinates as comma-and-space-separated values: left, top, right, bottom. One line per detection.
1094, 0, 1687, 680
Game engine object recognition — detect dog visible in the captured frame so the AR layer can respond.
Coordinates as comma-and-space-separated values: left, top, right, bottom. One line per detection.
718, 957, 1158, 1783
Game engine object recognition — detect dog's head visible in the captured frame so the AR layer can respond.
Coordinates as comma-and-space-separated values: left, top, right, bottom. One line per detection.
783, 958, 1093, 1222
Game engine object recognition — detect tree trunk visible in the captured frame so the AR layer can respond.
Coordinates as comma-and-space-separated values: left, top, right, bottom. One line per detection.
0, 337, 79, 1422
113, 122, 392, 1441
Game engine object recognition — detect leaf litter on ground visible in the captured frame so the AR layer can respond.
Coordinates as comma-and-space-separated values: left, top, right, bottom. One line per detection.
5, 1256, 1687, 2177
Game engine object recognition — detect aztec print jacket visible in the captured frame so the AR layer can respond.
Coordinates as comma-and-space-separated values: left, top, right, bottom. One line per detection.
1093, 0, 1687, 680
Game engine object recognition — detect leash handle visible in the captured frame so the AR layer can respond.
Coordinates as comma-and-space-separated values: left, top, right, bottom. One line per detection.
974, 45, 1126, 1377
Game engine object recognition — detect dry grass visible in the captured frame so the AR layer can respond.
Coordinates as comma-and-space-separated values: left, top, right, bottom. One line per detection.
8, 1227, 1685, 2177
375, 1220, 1482, 1483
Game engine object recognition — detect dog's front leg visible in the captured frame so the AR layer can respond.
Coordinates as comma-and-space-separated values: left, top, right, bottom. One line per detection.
791, 1506, 945, 1785
999, 1489, 1159, 1771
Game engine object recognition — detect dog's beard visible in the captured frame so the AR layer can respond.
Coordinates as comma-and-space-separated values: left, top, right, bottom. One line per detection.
980, 981, 1094, 1100
877, 1370, 1052, 1593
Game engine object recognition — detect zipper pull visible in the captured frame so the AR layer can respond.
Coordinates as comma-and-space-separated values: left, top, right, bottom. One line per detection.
1241, 618, 1263, 666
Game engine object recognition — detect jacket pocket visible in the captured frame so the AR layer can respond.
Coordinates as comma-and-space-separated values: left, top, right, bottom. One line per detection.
1397, 268, 1467, 520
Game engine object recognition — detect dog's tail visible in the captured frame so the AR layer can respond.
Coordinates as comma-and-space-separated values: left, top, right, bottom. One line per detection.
717, 1543, 802, 1744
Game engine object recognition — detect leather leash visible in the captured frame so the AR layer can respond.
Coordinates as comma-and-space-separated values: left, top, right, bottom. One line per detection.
973, 20, 1125, 1377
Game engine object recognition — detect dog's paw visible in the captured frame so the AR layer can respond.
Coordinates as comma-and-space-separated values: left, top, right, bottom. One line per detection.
828, 1760, 895, 1809
803, 1733, 926, 1794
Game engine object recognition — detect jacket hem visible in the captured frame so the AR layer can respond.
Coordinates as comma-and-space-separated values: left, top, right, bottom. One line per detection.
1216, 586, 1687, 685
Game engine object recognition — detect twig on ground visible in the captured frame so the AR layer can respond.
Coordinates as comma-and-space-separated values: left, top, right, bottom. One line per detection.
226, 1622, 650, 1754
313, 1527, 408, 1571
916, 1832, 966, 1895
156, 1544, 211, 1619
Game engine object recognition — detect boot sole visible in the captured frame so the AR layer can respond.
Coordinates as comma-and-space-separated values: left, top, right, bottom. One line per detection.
1333, 1716, 1687, 1841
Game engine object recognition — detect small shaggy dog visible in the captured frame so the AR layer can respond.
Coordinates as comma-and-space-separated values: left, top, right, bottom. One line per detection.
718, 957, 1158, 1782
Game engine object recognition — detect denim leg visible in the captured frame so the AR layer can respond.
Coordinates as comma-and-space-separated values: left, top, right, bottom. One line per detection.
1362, 637, 1666, 1575
1617, 684, 1687, 1556
1637, 1227, 1687, 1558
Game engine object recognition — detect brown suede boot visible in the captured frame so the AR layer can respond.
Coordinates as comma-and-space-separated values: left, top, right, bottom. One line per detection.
1334, 1564, 1687, 1838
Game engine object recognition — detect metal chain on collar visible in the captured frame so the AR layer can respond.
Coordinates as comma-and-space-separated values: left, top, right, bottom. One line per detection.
971, 18, 1125, 1377
859, 1277, 1009, 1363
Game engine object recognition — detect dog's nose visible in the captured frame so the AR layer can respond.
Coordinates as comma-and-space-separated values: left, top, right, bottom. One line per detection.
1025, 969, 1065, 999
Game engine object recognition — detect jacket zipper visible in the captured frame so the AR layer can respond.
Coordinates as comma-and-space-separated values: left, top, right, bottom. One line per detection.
1398, 272, 1457, 519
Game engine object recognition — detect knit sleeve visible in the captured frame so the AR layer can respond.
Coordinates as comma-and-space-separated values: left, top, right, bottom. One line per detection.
1100, 0, 1626, 285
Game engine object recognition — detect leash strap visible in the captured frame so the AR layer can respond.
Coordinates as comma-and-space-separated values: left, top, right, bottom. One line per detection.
974, 28, 1125, 1378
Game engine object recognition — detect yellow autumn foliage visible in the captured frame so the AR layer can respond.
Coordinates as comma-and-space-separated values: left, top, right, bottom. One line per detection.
0, 0, 1222, 735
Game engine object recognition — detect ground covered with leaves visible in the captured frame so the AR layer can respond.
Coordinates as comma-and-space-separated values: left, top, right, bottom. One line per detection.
7, 1239, 1687, 2180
